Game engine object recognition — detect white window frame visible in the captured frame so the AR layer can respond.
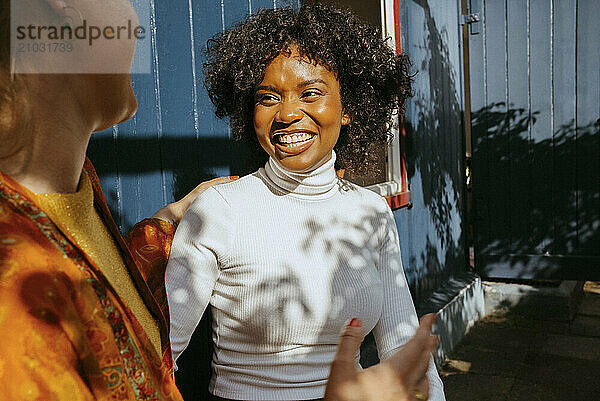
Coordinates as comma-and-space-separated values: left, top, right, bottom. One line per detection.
365, 0, 406, 199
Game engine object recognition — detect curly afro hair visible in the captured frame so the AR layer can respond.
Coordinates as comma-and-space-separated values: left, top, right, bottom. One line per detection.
204, 2, 412, 175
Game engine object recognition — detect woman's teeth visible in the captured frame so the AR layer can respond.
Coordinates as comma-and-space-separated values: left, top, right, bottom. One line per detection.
277, 133, 314, 147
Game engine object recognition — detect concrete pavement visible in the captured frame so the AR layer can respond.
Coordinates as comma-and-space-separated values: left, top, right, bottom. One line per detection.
440, 281, 600, 400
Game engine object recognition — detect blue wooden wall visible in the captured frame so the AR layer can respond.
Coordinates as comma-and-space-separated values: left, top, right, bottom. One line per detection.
396, 0, 468, 301
469, 0, 600, 279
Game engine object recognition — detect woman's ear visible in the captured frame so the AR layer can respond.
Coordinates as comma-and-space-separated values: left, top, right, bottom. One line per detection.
341, 111, 351, 126
45, 0, 68, 15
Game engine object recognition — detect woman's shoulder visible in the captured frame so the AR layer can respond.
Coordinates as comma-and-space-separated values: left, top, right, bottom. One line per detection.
187, 171, 267, 212
209, 171, 264, 198
338, 179, 391, 212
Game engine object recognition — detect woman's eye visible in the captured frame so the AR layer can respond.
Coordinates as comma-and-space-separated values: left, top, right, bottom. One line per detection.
302, 90, 322, 100
257, 94, 279, 105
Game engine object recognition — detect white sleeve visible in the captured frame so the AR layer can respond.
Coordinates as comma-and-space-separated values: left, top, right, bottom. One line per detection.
165, 187, 232, 369
372, 206, 446, 400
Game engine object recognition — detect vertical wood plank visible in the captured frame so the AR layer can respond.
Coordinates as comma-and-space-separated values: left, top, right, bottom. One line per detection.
529, 0, 553, 256
552, 0, 577, 255
87, 128, 124, 227
192, 0, 230, 143
252, 0, 277, 12
483, 0, 510, 256
154, 1, 198, 204
223, 0, 251, 27
576, 0, 600, 257
440, 0, 465, 280
506, 0, 530, 254
189, 0, 235, 190
469, 0, 490, 260
114, 81, 165, 229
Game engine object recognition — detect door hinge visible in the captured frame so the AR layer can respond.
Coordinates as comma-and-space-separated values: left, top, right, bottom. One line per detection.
461, 13, 480, 25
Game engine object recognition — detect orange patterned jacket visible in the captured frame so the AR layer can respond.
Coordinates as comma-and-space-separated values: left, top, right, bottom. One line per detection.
0, 159, 181, 401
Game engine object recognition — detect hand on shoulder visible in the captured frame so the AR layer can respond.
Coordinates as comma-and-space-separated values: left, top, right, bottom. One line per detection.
152, 176, 239, 227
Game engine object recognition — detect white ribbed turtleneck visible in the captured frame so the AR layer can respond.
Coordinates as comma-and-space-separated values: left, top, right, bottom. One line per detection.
262, 151, 339, 200
165, 152, 446, 400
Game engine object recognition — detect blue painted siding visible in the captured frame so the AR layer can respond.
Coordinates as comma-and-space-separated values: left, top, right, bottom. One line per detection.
396, 0, 467, 301
470, 0, 600, 279
89, 1, 240, 230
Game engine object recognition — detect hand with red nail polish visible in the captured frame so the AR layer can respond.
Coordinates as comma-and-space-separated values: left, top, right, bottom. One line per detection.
325, 314, 439, 401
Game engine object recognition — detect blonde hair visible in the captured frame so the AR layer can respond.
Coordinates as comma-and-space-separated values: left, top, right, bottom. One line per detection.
0, 0, 31, 159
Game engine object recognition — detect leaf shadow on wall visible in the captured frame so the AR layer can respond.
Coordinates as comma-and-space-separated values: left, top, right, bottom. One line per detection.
403, 0, 467, 301
471, 101, 599, 278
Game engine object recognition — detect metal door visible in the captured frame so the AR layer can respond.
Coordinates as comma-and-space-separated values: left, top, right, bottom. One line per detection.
466, 0, 600, 279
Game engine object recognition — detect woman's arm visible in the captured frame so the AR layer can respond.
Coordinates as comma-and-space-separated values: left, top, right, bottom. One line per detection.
371, 206, 446, 400
125, 177, 237, 318
164, 187, 233, 367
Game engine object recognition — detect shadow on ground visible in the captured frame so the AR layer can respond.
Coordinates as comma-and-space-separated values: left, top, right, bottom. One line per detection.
440, 282, 600, 401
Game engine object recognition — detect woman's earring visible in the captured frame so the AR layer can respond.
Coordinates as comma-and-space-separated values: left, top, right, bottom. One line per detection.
62, 5, 83, 24
45, 1, 82, 26
61, 5, 83, 39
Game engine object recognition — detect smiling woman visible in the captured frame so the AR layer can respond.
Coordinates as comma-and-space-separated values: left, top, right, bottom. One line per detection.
254, 46, 350, 172
203, 3, 412, 177
165, 3, 445, 401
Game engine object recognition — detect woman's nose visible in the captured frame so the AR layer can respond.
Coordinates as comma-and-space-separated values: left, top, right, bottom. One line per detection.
276, 99, 302, 124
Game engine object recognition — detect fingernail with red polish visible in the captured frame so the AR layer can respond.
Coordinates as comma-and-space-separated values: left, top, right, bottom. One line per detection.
229, 176, 239, 180
349, 318, 361, 327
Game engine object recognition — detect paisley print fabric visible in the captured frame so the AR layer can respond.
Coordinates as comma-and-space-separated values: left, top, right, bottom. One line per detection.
125, 218, 175, 325
0, 160, 182, 401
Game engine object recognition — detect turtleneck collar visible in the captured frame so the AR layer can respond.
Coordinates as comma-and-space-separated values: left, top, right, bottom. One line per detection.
262, 151, 339, 200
